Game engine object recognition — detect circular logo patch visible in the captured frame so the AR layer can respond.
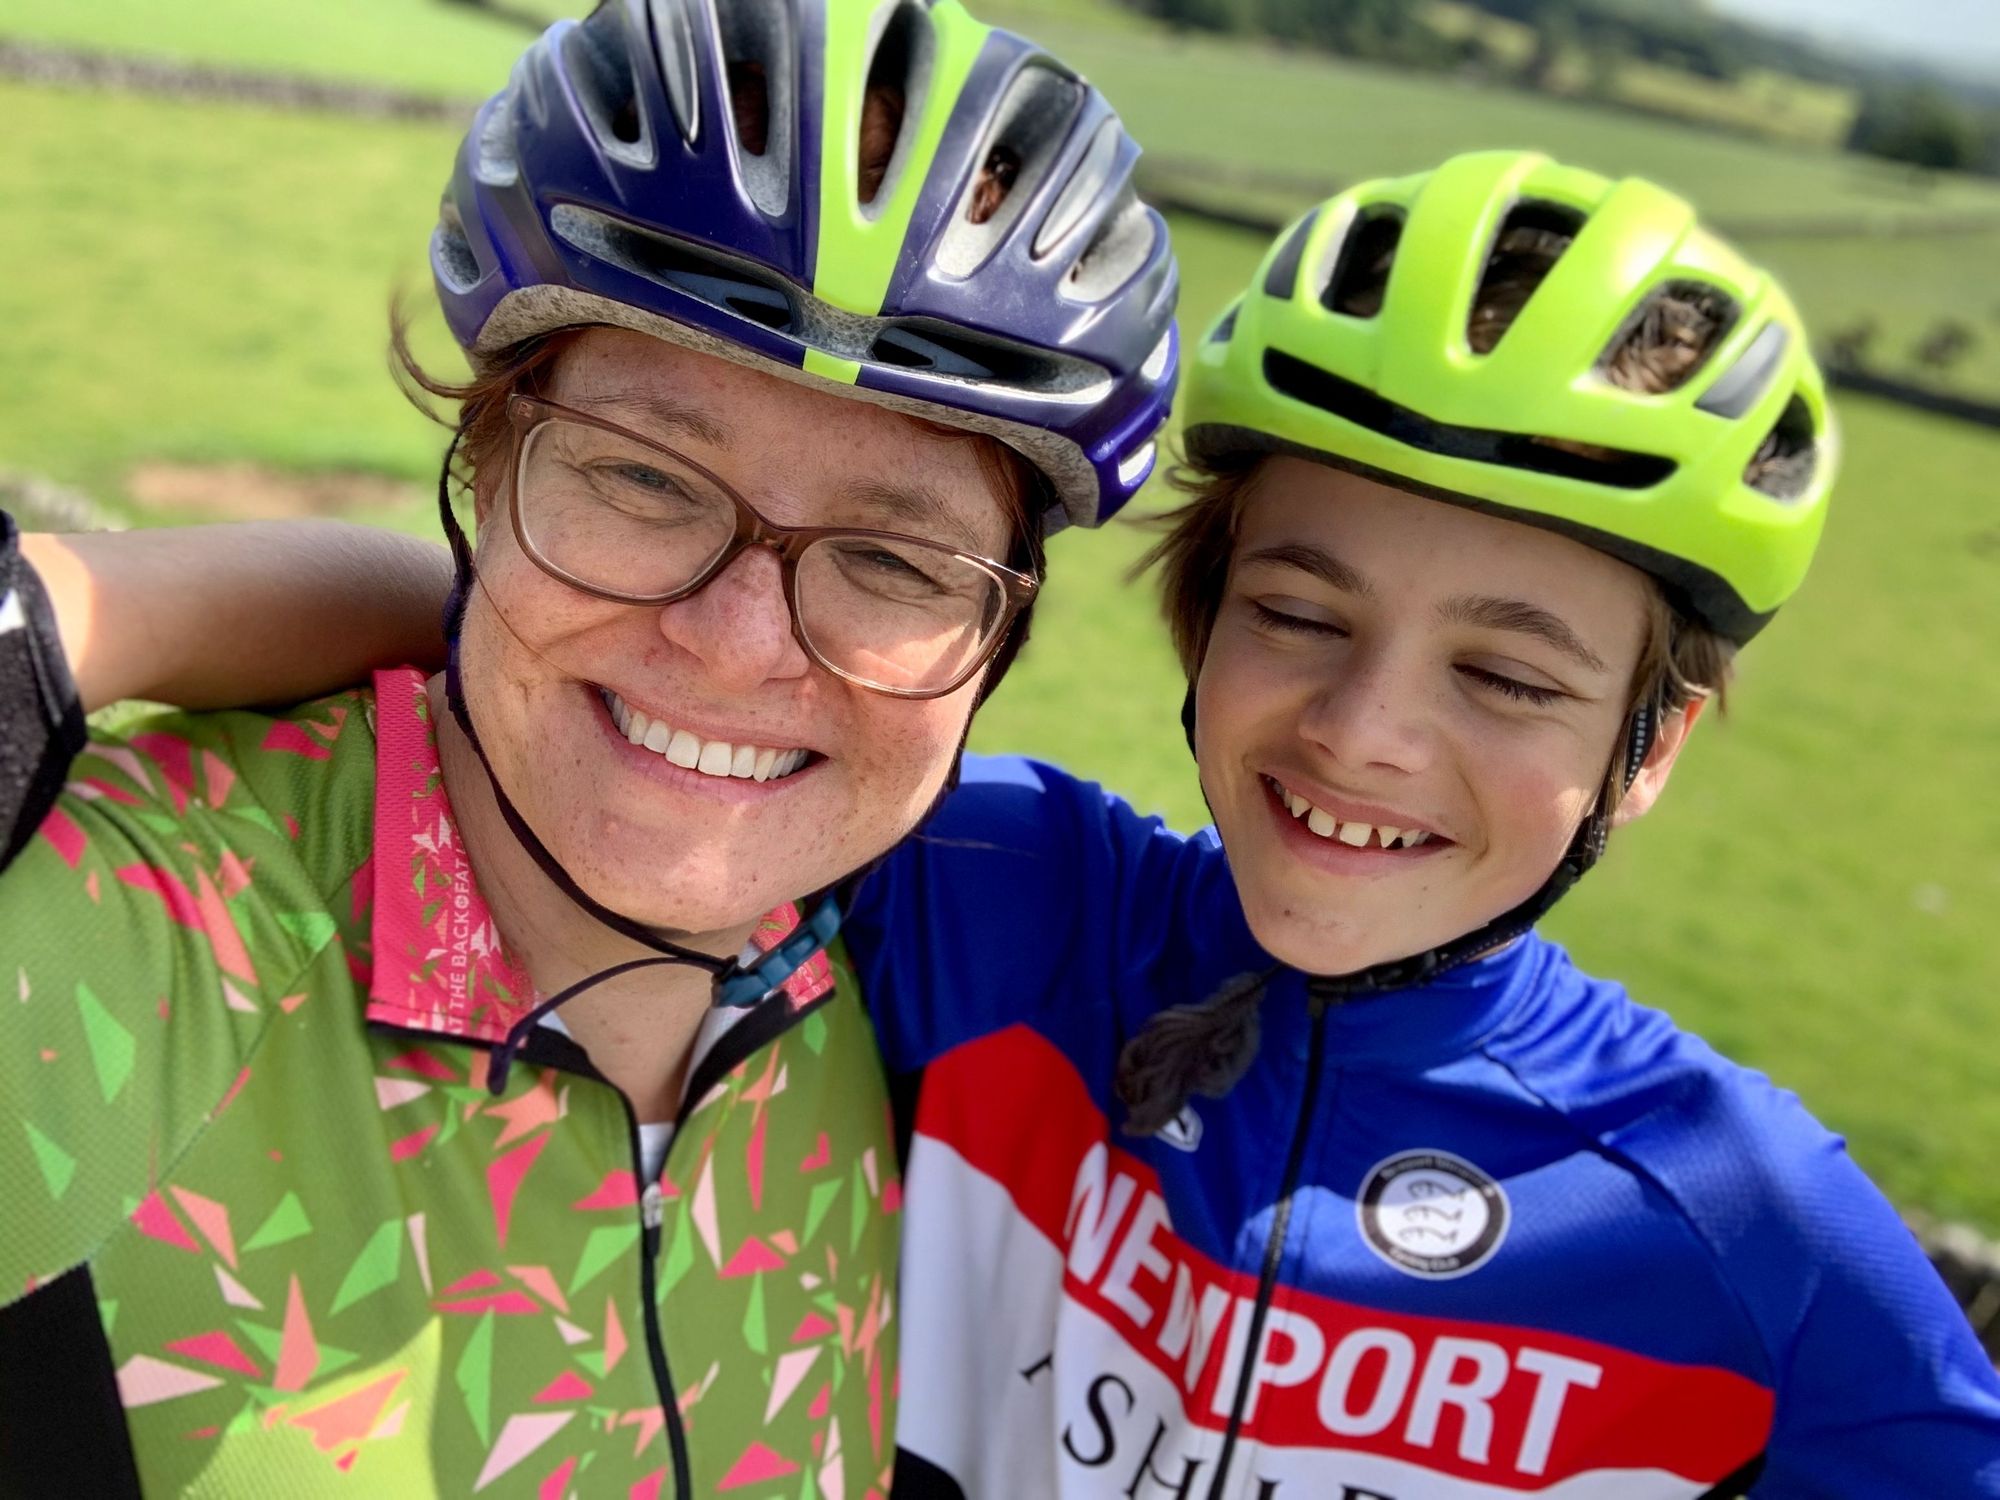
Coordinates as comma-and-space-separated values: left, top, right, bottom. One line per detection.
1358, 1150, 1509, 1279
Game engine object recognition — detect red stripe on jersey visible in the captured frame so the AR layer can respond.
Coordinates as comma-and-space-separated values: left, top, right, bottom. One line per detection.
914, 1025, 1774, 1490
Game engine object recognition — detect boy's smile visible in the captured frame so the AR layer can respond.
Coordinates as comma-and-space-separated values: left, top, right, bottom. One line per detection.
1194, 457, 1681, 978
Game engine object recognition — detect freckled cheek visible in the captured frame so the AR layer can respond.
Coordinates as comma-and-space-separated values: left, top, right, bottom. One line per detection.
1473, 753, 1599, 868
843, 699, 972, 804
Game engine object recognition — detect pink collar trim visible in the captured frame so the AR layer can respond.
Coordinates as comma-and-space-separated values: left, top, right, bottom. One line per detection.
364, 668, 833, 1045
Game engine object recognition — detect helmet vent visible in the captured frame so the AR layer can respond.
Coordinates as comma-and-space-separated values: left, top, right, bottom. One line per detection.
1036, 116, 1121, 258
551, 204, 797, 335
1263, 349, 1676, 490
728, 60, 771, 154
1696, 318, 1788, 418
474, 89, 519, 187
970, 146, 1023, 225
718, 0, 794, 216
1468, 200, 1585, 354
434, 203, 482, 294
1209, 300, 1241, 344
647, 0, 701, 145
1745, 393, 1817, 501
1261, 208, 1321, 302
566, 8, 653, 166
937, 61, 1083, 277
859, 2, 935, 211
866, 317, 1104, 394
1066, 183, 1157, 302
1321, 208, 1404, 318
1598, 281, 1738, 395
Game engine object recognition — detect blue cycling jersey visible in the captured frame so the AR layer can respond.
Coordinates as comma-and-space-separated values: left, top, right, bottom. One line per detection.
846, 754, 2000, 1499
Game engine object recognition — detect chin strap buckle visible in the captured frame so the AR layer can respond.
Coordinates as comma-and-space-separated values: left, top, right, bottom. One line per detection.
714, 896, 843, 1009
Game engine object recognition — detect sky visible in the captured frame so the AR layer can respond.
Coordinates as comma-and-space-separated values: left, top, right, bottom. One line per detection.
1707, 0, 2000, 83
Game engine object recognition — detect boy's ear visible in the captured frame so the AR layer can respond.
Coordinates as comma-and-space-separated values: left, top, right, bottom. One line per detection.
1611, 695, 1709, 828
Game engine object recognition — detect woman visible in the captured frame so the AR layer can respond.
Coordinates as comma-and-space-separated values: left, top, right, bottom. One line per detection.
16, 157, 2000, 1491
0, 1, 1175, 1494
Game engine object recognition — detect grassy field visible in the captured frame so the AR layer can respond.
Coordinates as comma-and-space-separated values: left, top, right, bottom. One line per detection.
1746, 230, 2000, 404
0, 0, 537, 96
0, 81, 457, 520
1, 5, 1997, 1231
1421, 0, 1858, 149
1012, 15, 2000, 232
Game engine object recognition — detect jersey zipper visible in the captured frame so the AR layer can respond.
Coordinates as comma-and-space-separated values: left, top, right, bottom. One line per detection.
1205, 995, 1330, 1500
618, 1091, 695, 1499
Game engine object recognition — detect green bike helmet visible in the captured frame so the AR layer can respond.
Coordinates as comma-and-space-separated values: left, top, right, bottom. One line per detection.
1184, 149, 1835, 643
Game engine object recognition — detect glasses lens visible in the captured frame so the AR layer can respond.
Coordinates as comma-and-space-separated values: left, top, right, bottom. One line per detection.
516, 417, 736, 597
796, 536, 1011, 694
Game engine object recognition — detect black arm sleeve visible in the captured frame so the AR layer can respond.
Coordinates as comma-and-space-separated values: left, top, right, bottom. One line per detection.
0, 511, 87, 869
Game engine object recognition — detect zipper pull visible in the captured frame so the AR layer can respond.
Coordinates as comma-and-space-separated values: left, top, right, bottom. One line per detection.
640, 1181, 664, 1232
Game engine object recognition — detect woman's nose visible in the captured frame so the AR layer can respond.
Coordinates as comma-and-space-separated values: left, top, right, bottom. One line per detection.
654, 544, 813, 691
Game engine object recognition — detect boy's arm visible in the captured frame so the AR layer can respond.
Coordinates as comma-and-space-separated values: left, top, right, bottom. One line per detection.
1750, 1144, 2000, 1495
21, 519, 451, 713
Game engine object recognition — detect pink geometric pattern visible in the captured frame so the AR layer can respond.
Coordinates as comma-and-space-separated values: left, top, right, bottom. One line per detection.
7, 681, 902, 1495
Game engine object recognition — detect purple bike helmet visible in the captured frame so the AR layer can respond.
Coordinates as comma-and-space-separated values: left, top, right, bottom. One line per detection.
431, 0, 1179, 529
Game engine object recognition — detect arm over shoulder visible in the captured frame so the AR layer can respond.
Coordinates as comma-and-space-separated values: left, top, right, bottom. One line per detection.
0, 696, 373, 1299
843, 753, 1249, 1070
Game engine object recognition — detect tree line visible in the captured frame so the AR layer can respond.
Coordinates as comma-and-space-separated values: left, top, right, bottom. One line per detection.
1122, 0, 2000, 176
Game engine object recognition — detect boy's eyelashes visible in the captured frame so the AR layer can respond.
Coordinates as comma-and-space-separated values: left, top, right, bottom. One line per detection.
1456, 664, 1567, 707
1249, 598, 1345, 637
1245, 597, 1573, 707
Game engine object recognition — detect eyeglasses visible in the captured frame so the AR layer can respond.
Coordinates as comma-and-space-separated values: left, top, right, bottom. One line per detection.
502, 395, 1039, 699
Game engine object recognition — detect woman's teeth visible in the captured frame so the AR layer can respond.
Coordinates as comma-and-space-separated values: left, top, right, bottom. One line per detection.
1272, 779, 1432, 850
604, 691, 808, 783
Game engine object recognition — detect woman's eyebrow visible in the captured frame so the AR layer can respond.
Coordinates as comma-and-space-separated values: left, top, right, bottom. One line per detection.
1237, 542, 1375, 598
1439, 594, 1608, 674
838, 480, 981, 549
567, 391, 734, 451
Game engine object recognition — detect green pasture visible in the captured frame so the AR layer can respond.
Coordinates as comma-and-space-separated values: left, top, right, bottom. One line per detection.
1, 23, 1996, 1234
0, 0, 536, 97
1745, 230, 2000, 405
1016, 15, 2000, 232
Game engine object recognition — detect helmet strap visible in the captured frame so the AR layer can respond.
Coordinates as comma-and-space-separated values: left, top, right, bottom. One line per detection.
427, 440, 840, 1097
1118, 682, 1657, 1132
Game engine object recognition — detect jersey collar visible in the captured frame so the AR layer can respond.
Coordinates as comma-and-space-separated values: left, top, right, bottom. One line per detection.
362, 668, 832, 1046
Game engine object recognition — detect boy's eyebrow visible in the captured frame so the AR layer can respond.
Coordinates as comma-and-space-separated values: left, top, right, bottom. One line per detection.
1439, 594, 1608, 674
567, 391, 734, 452
837, 479, 982, 550
1237, 542, 1376, 598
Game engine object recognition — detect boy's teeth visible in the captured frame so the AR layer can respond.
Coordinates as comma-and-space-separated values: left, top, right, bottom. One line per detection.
1274, 777, 1431, 851
602, 692, 808, 783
